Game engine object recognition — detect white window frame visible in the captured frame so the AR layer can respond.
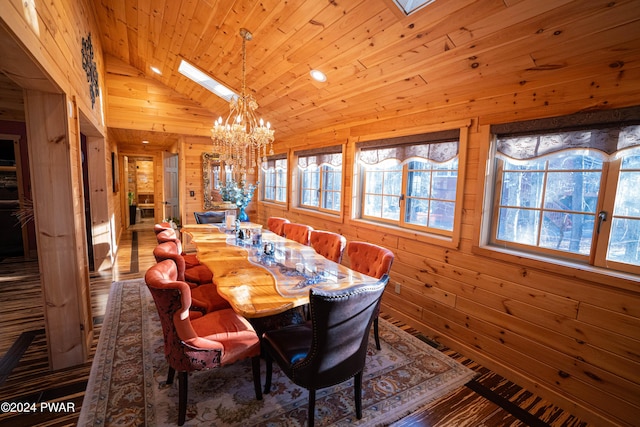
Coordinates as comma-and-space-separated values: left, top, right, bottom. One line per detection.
480, 107, 640, 276
353, 125, 468, 246
261, 155, 287, 204
294, 147, 343, 215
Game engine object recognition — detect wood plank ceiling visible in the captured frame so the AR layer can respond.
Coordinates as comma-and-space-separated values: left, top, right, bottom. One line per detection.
92, 0, 640, 152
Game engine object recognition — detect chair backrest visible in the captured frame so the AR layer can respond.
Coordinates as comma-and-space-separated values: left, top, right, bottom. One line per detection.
309, 230, 347, 263
154, 222, 173, 235
156, 228, 177, 242
345, 241, 394, 279
267, 217, 290, 236
145, 260, 229, 370
156, 228, 184, 253
145, 260, 203, 371
282, 222, 313, 245
194, 211, 226, 224
153, 242, 187, 281
293, 276, 389, 389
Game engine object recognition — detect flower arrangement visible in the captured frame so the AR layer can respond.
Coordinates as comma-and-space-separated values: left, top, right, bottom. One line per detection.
219, 180, 259, 209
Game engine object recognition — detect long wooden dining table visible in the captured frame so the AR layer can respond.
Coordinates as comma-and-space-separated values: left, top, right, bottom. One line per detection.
182, 223, 380, 319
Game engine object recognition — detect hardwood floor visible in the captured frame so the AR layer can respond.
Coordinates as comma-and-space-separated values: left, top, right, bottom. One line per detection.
0, 218, 591, 426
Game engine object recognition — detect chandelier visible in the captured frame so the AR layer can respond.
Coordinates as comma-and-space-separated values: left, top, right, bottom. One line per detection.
211, 28, 274, 176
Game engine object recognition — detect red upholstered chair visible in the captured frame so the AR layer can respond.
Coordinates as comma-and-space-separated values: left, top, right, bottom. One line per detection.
267, 217, 289, 236
282, 222, 313, 245
156, 229, 201, 269
345, 241, 394, 350
156, 227, 178, 242
309, 230, 347, 263
154, 222, 173, 235
157, 240, 212, 286
145, 260, 262, 425
153, 242, 229, 312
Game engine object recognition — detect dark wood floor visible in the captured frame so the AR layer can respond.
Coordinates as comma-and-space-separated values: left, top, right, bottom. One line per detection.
0, 218, 591, 426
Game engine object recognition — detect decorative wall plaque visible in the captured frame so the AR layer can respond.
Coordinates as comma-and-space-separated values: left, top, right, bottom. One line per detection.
81, 33, 100, 108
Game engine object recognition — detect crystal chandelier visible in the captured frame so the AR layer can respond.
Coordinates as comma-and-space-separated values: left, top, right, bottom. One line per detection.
211, 28, 274, 176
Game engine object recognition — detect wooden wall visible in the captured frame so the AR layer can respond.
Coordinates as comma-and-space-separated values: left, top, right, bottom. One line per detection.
257, 106, 640, 425
0, 0, 116, 368
171, 57, 640, 426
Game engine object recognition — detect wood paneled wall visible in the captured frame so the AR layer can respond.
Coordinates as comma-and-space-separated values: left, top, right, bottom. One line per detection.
0, 0, 114, 368
171, 71, 640, 425
258, 111, 640, 426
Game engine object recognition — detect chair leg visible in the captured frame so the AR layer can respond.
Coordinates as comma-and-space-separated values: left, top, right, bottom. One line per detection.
354, 371, 363, 419
178, 371, 188, 426
251, 356, 263, 400
374, 317, 381, 350
264, 356, 273, 394
308, 389, 316, 427
166, 366, 176, 385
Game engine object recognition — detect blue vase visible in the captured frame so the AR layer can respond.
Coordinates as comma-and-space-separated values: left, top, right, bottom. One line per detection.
238, 206, 249, 222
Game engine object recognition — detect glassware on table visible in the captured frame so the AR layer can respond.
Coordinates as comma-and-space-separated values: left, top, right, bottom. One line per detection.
225, 210, 236, 229
251, 226, 262, 246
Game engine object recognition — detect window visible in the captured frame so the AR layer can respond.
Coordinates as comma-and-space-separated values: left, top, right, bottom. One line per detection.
296, 148, 342, 213
261, 155, 287, 203
358, 131, 460, 235
488, 109, 640, 274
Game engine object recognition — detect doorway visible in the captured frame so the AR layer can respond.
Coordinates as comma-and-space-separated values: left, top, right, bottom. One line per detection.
0, 137, 25, 258
80, 133, 94, 271
163, 153, 179, 222
127, 156, 155, 226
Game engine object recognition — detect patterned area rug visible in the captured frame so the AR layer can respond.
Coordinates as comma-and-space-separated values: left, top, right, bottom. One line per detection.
79, 279, 476, 426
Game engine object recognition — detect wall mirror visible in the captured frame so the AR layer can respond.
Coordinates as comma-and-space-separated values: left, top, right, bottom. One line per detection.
202, 153, 221, 210
202, 153, 235, 210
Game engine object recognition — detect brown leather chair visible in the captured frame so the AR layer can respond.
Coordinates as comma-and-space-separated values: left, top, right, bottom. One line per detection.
262, 276, 389, 427
194, 211, 226, 224
282, 222, 313, 245
309, 230, 347, 263
153, 242, 229, 312
145, 260, 262, 425
267, 216, 289, 236
345, 241, 394, 350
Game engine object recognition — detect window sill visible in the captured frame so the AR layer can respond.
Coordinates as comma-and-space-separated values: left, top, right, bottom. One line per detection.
472, 244, 640, 292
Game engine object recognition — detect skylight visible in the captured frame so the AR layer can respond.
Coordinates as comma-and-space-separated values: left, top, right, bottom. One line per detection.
392, 0, 436, 15
178, 59, 237, 101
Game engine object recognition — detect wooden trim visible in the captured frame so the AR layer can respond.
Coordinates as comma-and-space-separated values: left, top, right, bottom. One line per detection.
352, 119, 473, 143
25, 90, 90, 369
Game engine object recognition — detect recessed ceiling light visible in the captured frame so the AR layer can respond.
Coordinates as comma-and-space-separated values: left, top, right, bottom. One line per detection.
142, 140, 149, 144
178, 59, 237, 101
150, 66, 162, 75
310, 69, 327, 82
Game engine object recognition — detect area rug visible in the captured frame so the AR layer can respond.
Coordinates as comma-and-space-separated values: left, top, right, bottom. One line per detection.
79, 279, 476, 426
